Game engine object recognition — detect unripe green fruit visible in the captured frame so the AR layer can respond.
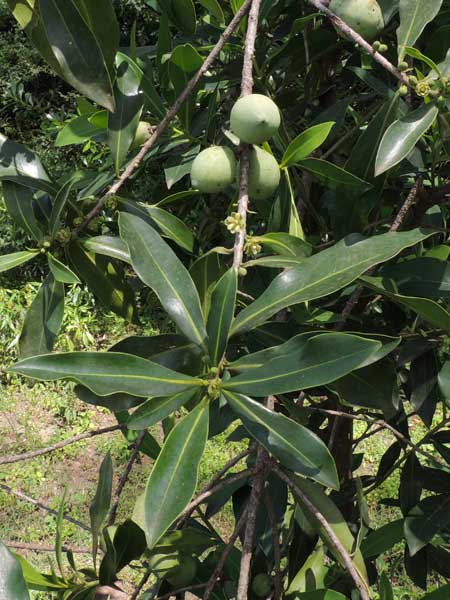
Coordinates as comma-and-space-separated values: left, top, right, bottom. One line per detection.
330, 0, 384, 40
131, 121, 152, 149
230, 94, 281, 144
166, 555, 198, 588
398, 85, 408, 96
251, 573, 272, 597
191, 146, 237, 193
248, 146, 280, 200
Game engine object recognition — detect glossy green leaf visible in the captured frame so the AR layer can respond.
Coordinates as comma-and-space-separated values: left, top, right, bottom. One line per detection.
171, 43, 203, 72
10, 351, 205, 397
49, 177, 78, 239
90, 452, 113, 563
298, 158, 372, 190
108, 53, 144, 175
2, 181, 44, 241
197, 0, 224, 22
231, 229, 432, 335
0, 250, 39, 273
146, 206, 194, 252
281, 122, 335, 168
113, 520, 147, 573
82, 236, 131, 264
119, 213, 207, 347
75, 385, 144, 412
0, 134, 56, 194
155, 190, 201, 208
166, 0, 197, 34
223, 390, 338, 489
287, 545, 328, 594
397, 0, 443, 62
360, 519, 404, 558
0, 543, 30, 600
405, 495, 450, 556
144, 399, 209, 548
380, 258, 450, 298
190, 250, 226, 319
38, 0, 116, 110
48, 254, 80, 284
224, 333, 380, 396
251, 232, 312, 258
244, 256, 305, 269
375, 104, 439, 176
404, 47, 441, 76
55, 112, 106, 147
127, 388, 198, 430
207, 268, 237, 365
68, 241, 136, 322
14, 554, 67, 591
18, 273, 64, 358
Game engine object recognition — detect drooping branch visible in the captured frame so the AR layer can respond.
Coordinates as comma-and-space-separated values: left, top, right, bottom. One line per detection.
74, 0, 254, 236
306, 0, 409, 87
271, 464, 370, 600
0, 424, 123, 466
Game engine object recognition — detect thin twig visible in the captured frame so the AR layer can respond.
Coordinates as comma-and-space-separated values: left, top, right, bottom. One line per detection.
130, 570, 151, 600
236, 446, 267, 600
306, 0, 409, 87
73, 0, 254, 236
0, 425, 123, 466
264, 491, 282, 600
203, 505, 250, 600
271, 464, 370, 600
107, 430, 146, 527
155, 582, 208, 600
5, 541, 92, 554
177, 468, 251, 527
0, 483, 90, 531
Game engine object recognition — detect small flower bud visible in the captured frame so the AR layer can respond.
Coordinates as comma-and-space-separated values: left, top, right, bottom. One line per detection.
238, 267, 247, 277
416, 80, 431, 97
372, 41, 381, 52
398, 85, 408, 96
409, 75, 418, 86
398, 61, 409, 72
378, 44, 388, 53
225, 212, 245, 234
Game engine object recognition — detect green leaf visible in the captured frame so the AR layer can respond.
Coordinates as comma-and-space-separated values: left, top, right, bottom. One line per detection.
251, 232, 312, 258
119, 213, 207, 348
55, 487, 68, 579
55, 112, 106, 147
68, 241, 136, 322
375, 103, 439, 176
223, 390, 338, 489
113, 520, 147, 572
397, 0, 443, 62
419, 585, 450, 599
360, 519, 404, 558
298, 158, 372, 190
207, 268, 237, 366
287, 546, 327, 595
146, 206, 194, 253
0, 134, 56, 194
281, 122, 335, 168
171, 43, 203, 72
0, 543, 30, 600
18, 273, 65, 358
166, 0, 197, 34
244, 256, 305, 269
2, 181, 44, 241
380, 257, 450, 298
294, 592, 347, 600
82, 236, 131, 263
197, 0, 224, 22
224, 333, 380, 396
404, 47, 441, 76
127, 389, 198, 430
108, 53, 144, 175
190, 250, 226, 319
231, 229, 432, 335
144, 399, 209, 548
404, 495, 450, 556
10, 351, 205, 397
48, 254, 80, 284
49, 177, 78, 239
38, 0, 116, 110
90, 452, 113, 564
14, 554, 67, 591
379, 572, 394, 600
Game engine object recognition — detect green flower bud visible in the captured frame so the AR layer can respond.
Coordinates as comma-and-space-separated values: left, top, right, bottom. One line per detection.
398, 61, 409, 72
409, 75, 418, 86
398, 85, 408, 96
378, 43, 388, 53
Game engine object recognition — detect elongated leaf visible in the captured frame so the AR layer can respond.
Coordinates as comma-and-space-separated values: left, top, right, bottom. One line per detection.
54, 488, 67, 579
119, 213, 207, 348
287, 546, 327, 594
90, 452, 113, 564
146, 206, 194, 253
361, 519, 404, 558
166, 0, 197, 34
10, 352, 205, 397
144, 400, 209, 548
55, 112, 106, 147
48, 254, 80, 284
0, 543, 29, 600
397, 0, 443, 62
127, 388, 198, 430
108, 53, 144, 175
404, 495, 450, 556
224, 334, 380, 396
244, 256, 305, 269
223, 391, 338, 489
0, 134, 56, 193
0, 250, 39, 273
281, 122, 335, 168
198, 0, 224, 22
49, 177, 78, 239
190, 250, 226, 318
298, 158, 372, 190
14, 554, 66, 591
251, 232, 312, 258
294, 592, 347, 600
231, 229, 431, 335
380, 258, 450, 298
18, 273, 65, 358
82, 236, 131, 263
420, 585, 450, 599
171, 43, 203, 72
39, 0, 116, 110
207, 268, 237, 365
2, 181, 44, 241
68, 241, 136, 322
375, 104, 439, 176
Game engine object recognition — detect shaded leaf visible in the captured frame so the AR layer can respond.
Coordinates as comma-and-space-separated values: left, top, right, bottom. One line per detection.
404, 495, 450, 556
0, 543, 29, 600
48, 254, 80, 284
127, 388, 198, 430
82, 236, 131, 263
2, 181, 44, 241
0, 250, 39, 273
397, 0, 443, 62
90, 452, 113, 564
207, 268, 237, 365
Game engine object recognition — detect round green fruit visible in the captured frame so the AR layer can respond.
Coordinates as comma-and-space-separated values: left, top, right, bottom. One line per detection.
248, 146, 280, 200
166, 555, 198, 588
330, 0, 384, 40
230, 94, 281, 144
251, 573, 272, 597
190, 146, 237, 193
131, 121, 152, 149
